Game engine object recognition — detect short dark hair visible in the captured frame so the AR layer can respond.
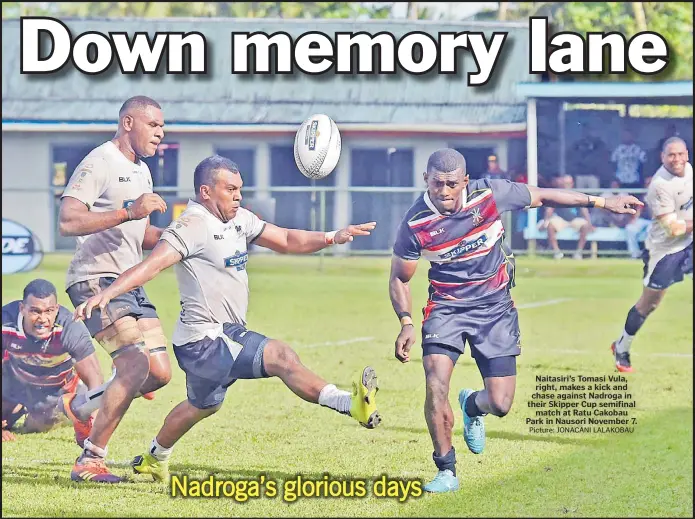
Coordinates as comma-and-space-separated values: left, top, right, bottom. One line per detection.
193, 155, 240, 194
23, 279, 57, 302
427, 149, 467, 176
119, 96, 161, 118
662, 136, 686, 153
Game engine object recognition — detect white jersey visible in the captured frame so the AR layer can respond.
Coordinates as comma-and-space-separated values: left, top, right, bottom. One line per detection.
61, 141, 153, 289
160, 200, 266, 346
645, 162, 693, 255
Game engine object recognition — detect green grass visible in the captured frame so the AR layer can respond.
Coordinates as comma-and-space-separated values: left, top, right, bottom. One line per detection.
2, 254, 693, 517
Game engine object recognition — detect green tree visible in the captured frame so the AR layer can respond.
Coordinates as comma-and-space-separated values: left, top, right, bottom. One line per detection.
2, 2, 393, 19
473, 2, 692, 81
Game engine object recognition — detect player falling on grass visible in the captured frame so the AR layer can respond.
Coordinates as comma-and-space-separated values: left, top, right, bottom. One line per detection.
611, 137, 693, 373
2, 280, 104, 445
75, 155, 381, 483
58, 96, 173, 482
389, 148, 642, 493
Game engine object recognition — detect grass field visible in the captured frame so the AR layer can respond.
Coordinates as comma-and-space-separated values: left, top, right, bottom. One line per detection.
1, 253, 693, 517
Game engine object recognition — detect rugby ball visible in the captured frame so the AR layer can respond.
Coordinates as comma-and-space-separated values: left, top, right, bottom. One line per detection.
294, 114, 342, 180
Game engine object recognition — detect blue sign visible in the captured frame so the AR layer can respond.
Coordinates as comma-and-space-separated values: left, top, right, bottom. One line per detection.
2, 219, 44, 274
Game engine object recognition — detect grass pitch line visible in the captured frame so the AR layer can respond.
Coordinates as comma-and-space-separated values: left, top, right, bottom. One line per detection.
517, 298, 574, 310
302, 337, 375, 348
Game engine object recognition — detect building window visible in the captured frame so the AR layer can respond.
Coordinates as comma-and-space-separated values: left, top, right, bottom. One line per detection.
270, 145, 335, 230
51, 143, 101, 187
350, 148, 413, 251
454, 146, 496, 180
142, 143, 179, 187
215, 148, 256, 186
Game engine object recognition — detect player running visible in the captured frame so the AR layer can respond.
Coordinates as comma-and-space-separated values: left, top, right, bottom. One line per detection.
389, 148, 642, 493
58, 96, 172, 482
74, 155, 381, 483
2, 280, 104, 445
611, 137, 692, 372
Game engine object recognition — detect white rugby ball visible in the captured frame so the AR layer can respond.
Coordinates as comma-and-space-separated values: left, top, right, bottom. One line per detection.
294, 114, 342, 180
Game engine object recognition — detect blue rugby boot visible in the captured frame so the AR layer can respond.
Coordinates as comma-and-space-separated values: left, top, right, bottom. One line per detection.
423, 470, 459, 493
459, 389, 485, 454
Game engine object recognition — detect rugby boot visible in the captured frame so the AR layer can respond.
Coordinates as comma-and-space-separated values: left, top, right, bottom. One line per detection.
459, 389, 486, 454
132, 452, 169, 482
611, 342, 634, 373
70, 454, 123, 483
423, 470, 459, 493
350, 366, 381, 429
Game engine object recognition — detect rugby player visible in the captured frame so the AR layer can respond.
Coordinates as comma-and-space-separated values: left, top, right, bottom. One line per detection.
74, 155, 381, 483
389, 149, 642, 493
58, 96, 172, 482
2, 280, 103, 445
611, 137, 692, 372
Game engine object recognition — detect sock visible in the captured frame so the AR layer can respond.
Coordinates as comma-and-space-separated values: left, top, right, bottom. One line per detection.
616, 306, 647, 353
69, 380, 112, 421
464, 391, 485, 417
432, 447, 456, 476
318, 384, 352, 415
81, 438, 107, 460
149, 437, 173, 462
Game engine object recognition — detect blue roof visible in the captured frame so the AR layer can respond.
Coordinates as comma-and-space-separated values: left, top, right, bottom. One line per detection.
516, 81, 693, 103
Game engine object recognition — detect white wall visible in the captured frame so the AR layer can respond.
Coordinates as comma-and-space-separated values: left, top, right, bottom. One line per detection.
2, 130, 508, 251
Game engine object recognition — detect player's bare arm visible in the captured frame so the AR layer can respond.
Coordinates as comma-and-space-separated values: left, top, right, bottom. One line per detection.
655, 213, 693, 236
73, 353, 105, 390
253, 221, 376, 254
142, 218, 165, 250
74, 240, 181, 320
527, 185, 643, 214
389, 255, 419, 363
59, 193, 167, 237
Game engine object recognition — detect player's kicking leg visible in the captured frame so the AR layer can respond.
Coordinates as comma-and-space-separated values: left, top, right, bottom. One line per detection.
132, 324, 380, 482
421, 349, 460, 493
611, 246, 692, 372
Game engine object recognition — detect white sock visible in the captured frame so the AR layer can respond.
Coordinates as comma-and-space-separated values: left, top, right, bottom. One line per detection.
149, 437, 173, 462
318, 384, 352, 415
83, 438, 107, 458
615, 330, 634, 354
70, 380, 112, 421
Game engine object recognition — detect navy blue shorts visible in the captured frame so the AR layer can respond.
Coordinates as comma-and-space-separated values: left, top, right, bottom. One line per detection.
421, 297, 521, 377
67, 277, 159, 337
173, 323, 270, 409
642, 245, 693, 290
2, 363, 79, 415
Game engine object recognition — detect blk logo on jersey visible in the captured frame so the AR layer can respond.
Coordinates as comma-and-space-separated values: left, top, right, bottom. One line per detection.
439, 235, 488, 260
119, 176, 131, 183
224, 250, 248, 271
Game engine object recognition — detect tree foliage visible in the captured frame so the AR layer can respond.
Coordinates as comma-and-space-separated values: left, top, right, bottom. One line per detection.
475, 2, 693, 81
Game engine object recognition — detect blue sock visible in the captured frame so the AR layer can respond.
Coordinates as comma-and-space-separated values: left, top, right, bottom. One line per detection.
465, 391, 483, 417
432, 447, 456, 476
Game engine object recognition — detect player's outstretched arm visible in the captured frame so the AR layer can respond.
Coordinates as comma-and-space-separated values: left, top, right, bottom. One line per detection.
527, 186, 643, 215
253, 221, 376, 254
74, 241, 181, 321
59, 193, 167, 237
389, 255, 419, 363
74, 353, 105, 390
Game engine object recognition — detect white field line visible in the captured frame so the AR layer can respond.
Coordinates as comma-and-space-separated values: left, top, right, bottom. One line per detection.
302, 337, 374, 348
517, 298, 573, 310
